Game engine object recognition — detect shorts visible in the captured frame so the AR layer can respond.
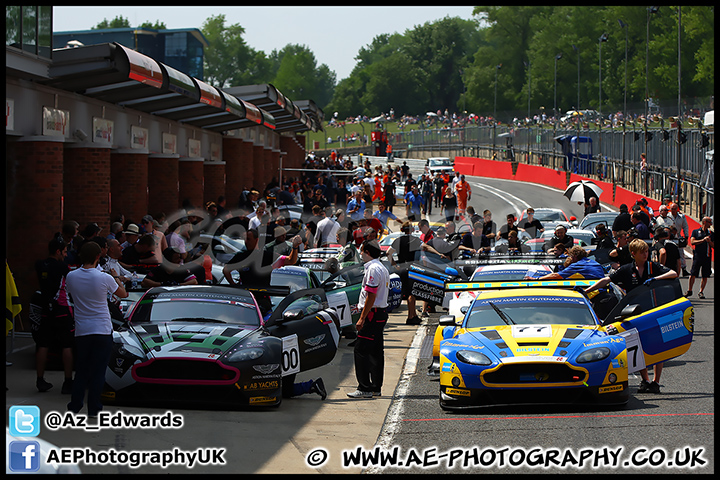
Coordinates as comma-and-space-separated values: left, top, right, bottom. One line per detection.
32, 305, 75, 348
690, 256, 712, 278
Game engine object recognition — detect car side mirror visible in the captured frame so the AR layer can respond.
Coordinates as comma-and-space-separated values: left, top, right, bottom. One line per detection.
614, 304, 641, 321
323, 281, 337, 290
460, 306, 469, 314
281, 309, 304, 322
439, 315, 456, 326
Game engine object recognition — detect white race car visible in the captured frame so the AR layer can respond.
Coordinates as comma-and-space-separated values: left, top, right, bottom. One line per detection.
445, 263, 554, 323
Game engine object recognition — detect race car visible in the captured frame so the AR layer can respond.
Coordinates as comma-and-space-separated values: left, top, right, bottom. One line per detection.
444, 262, 556, 323
436, 279, 693, 410
102, 284, 340, 408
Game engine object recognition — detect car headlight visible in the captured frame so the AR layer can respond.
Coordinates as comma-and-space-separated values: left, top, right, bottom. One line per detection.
456, 350, 492, 366
576, 347, 611, 363
227, 347, 265, 362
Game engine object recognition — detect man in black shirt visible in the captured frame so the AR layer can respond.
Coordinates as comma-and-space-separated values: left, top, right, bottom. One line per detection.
547, 225, 574, 253
585, 239, 677, 394
520, 208, 545, 239
34, 235, 75, 393
142, 248, 198, 288
388, 222, 444, 325
612, 204, 633, 237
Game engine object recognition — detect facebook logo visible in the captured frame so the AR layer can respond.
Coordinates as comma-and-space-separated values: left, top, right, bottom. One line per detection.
8, 441, 41, 472
9, 405, 40, 437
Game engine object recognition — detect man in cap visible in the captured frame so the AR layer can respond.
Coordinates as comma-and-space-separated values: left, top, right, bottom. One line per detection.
120, 224, 140, 251
547, 224, 574, 253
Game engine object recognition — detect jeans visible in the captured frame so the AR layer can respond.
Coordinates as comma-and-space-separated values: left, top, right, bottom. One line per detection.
67, 334, 113, 416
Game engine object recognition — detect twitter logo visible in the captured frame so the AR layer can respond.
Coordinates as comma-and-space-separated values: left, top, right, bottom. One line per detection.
9, 406, 40, 437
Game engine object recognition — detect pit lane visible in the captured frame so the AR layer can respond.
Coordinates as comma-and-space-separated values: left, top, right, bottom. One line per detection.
5, 176, 712, 474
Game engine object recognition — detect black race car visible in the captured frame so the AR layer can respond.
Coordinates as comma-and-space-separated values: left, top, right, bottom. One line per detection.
102, 285, 340, 408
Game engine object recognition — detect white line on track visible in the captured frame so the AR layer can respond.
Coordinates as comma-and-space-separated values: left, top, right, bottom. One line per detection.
367, 323, 427, 474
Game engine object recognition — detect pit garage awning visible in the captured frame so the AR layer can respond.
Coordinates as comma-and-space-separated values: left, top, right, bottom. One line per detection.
294, 99, 325, 132
223, 84, 316, 133
43, 42, 274, 133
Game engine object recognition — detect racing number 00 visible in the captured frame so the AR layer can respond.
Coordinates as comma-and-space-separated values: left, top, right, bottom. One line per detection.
281, 335, 301, 376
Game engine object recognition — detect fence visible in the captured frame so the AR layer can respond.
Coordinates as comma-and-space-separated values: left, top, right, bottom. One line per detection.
390, 123, 714, 220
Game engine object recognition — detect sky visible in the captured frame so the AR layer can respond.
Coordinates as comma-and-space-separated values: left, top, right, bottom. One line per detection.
53, 6, 478, 81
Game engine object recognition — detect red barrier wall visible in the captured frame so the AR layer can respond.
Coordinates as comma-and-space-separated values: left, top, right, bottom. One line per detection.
460, 156, 702, 232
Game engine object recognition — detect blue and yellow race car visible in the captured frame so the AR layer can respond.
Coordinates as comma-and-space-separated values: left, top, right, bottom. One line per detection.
437, 279, 693, 410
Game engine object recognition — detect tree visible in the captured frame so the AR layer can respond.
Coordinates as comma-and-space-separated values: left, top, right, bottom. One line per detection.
271, 44, 336, 109
201, 14, 272, 89
93, 15, 130, 29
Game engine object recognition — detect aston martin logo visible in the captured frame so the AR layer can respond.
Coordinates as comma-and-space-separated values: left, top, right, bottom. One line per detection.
304, 334, 326, 347
253, 364, 280, 374
535, 372, 550, 381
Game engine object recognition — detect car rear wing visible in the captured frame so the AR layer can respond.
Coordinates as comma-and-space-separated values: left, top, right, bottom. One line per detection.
454, 253, 567, 267
444, 279, 595, 293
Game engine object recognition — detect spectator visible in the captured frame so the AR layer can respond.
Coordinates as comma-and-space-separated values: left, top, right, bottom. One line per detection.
441, 189, 457, 223
498, 213, 519, 240
585, 239, 677, 394
652, 227, 682, 276
584, 196, 600, 216
686, 216, 713, 298
433, 172, 445, 209
316, 207, 341, 248
520, 208, 544, 238
33, 235, 74, 393
612, 204, 633, 237
65, 241, 128, 418
347, 190, 366, 222
373, 203, 400, 232
630, 212, 650, 239
539, 246, 605, 280
404, 185, 424, 222
120, 224, 140, 251
594, 223, 615, 250
382, 178, 397, 213
654, 205, 673, 229
668, 203, 690, 276
609, 230, 633, 270
482, 210, 498, 245
459, 221, 491, 256
142, 248, 198, 288
120, 234, 157, 271
107, 222, 124, 242
387, 221, 444, 325
547, 225, 574, 253
103, 238, 133, 285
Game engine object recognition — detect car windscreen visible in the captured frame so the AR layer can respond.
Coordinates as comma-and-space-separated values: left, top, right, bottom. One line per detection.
466, 295, 596, 328
132, 291, 260, 326
470, 268, 549, 282
429, 159, 452, 166
535, 211, 565, 222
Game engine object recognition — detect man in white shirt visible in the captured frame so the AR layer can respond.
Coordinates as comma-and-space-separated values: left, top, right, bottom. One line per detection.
315, 207, 340, 248
65, 241, 128, 418
347, 240, 390, 399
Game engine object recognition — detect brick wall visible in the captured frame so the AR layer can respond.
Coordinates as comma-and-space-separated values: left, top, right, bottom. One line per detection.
178, 158, 204, 212
6, 138, 64, 312
63, 146, 112, 233
110, 151, 148, 224
148, 155, 179, 218
203, 162, 226, 207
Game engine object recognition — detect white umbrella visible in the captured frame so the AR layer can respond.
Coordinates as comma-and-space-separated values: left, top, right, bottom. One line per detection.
426, 112, 438, 116
563, 180, 603, 203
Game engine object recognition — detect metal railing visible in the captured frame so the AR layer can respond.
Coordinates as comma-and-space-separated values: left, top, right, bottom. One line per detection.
390, 124, 714, 220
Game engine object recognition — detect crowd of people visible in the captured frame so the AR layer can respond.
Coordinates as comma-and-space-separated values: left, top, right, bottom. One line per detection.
29, 151, 712, 408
